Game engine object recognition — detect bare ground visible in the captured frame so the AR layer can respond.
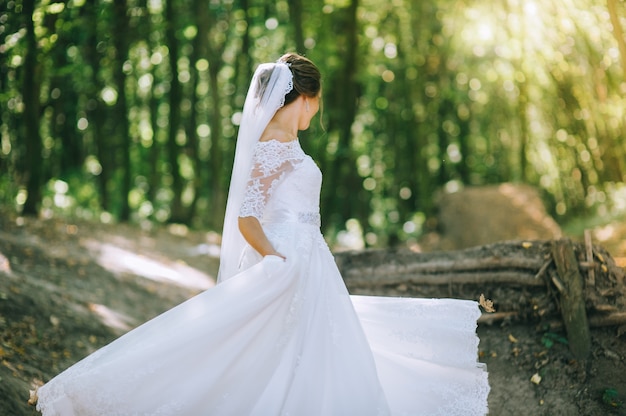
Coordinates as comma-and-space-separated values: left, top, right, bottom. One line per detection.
0, 199, 625, 415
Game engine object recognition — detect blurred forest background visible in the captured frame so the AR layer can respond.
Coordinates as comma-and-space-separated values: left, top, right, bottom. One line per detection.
2, 0, 626, 248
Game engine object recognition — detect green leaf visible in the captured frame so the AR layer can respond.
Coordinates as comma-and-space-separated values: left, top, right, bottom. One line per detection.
541, 332, 569, 348
602, 388, 622, 408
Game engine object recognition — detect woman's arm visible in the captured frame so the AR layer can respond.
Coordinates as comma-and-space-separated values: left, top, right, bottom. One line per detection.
238, 216, 286, 259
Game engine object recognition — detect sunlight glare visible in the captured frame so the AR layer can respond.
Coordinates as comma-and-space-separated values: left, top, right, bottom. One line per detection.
524, 2, 538, 17
336, 219, 365, 251
85, 240, 215, 289
477, 24, 493, 42
88, 303, 135, 332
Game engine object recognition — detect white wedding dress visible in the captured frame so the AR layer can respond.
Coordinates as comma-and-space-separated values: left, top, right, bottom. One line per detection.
36, 139, 489, 415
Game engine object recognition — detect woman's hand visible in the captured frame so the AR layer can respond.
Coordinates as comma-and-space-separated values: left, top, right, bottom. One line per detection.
238, 216, 285, 260
265, 252, 286, 261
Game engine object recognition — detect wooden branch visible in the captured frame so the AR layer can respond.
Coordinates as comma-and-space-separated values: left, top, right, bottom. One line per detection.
336, 240, 626, 332
589, 312, 626, 327
593, 304, 621, 313
552, 239, 591, 359
584, 229, 595, 286
341, 256, 545, 278
533, 259, 552, 280
478, 311, 518, 324
336, 243, 549, 287
480, 312, 626, 329
342, 270, 545, 287
549, 270, 567, 294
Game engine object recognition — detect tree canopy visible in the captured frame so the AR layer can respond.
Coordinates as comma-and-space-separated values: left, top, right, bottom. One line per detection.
2, 0, 625, 247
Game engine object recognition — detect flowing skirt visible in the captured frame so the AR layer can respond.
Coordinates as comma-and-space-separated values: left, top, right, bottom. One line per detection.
36, 223, 489, 415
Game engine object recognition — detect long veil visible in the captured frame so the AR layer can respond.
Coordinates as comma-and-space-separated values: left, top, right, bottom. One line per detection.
217, 62, 293, 283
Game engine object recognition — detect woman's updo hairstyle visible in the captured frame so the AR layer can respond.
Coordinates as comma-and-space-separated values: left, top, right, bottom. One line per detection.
278, 53, 321, 106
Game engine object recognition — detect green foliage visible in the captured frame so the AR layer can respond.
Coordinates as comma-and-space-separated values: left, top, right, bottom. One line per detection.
540, 332, 569, 349
602, 388, 623, 408
1, 0, 625, 245
40, 175, 103, 221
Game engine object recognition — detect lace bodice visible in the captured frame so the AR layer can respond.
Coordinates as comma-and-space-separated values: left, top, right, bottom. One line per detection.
239, 139, 322, 226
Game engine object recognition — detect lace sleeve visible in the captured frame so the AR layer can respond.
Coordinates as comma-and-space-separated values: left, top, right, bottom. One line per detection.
238, 140, 305, 220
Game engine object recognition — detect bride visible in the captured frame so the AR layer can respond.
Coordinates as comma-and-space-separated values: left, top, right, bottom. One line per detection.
35, 53, 489, 415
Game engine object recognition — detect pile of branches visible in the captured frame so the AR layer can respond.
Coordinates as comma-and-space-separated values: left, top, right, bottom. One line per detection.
335, 235, 626, 351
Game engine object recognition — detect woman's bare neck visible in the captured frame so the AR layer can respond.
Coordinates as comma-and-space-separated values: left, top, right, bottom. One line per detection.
259, 125, 298, 143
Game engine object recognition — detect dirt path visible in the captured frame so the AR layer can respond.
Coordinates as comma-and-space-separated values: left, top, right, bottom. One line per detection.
0, 214, 624, 415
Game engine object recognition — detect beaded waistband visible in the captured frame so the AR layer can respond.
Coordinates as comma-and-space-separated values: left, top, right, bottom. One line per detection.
263, 211, 321, 227
297, 212, 321, 227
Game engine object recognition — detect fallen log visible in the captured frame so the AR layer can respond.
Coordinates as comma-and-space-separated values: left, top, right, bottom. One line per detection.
589, 312, 626, 327
342, 270, 545, 287
336, 240, 549, 288
551, 239, 591, 359
479, 311, 626, 328
335, 239, 626, 336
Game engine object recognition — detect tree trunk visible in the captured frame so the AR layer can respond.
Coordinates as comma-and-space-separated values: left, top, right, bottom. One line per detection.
205, 5, 230, 229
515, 1, 529, 182
112, 0, 132, 221
0, 2, 11, 180
517, 75, 529, 181
436, 98, 450, 186
56, 90, 83, 177
145, 4, 162, 207
82, 0, 110, 211
457, 115, 471, 184
235, 0, 252, 92
322, 0, 360, 227
185, 0, 210, 223
21, 0, 43, 216
607, 0, 626, 80
288, 0, 305, 53
165, 0, 185, 223
49, 16, 83, 178
147, 81, 161, 207
551, 239, 591, 359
